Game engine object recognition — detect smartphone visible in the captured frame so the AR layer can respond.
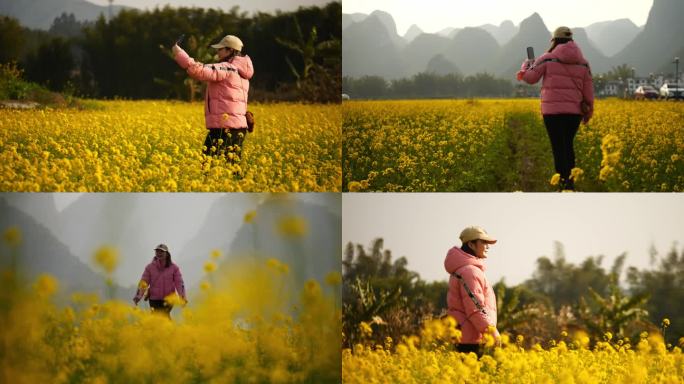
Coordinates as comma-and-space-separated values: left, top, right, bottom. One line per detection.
526, 46, 535, 60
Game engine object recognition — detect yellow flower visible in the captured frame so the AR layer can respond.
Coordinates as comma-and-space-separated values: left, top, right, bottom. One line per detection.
570, 167, 584, 182
3, 226, 22, 247
244, 210, 256, 223
662, 318, 670, 327
359, 321, 372, 336
164, 292, 185, 306
200, 281, 211, 292
210, 249, 222, 260
324, 271, 341, 286
302, 279, 321, 302
138, 280, 148, 290
34, 274, 58, 297
277, 216, 308, 238
266, 258, 289, 274
348, 181, 362, 192
204, 261, 217, 273
93, 246, 119, 274
549, 173, 561, 186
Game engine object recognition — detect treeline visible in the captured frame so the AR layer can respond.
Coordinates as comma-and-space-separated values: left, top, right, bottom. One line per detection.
342, 72, 526, 99
0, 2, 341, 102
343, 239, 684, 349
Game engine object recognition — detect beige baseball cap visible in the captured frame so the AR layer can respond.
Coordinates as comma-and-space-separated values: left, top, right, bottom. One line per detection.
459, 226, 497, 244
154, 243, 170, 253
552, 26, 573, 40
210, 35, 243, 51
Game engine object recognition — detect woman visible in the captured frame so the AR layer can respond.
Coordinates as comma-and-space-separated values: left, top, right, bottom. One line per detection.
172, 34, 254, 169
133, 244, 187, 318
444, 226, 500, 356
517, 26, 594, 191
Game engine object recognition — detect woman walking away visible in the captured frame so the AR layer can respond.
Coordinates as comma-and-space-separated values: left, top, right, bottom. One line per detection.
133, 244, 187, 318
517, 26, 594, 191
172, 34, 254, 172
444, 226, 501, 357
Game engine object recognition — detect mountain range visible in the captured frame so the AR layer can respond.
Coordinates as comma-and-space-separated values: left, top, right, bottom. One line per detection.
0, 198, 133, 302
0, 194, 340, 300
178, 194, 341, 292
343, 0, 684, 80
0, 0, 131, 30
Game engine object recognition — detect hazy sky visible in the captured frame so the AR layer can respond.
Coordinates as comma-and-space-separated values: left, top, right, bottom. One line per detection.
8, 193, 340, 286
343, 0, 653, 35
86, 0, 334, 13
343, 193, 684, 286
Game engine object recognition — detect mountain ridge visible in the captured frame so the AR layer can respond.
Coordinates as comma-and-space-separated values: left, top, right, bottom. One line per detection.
0, 0, 131, 30
343, 2, 682, 79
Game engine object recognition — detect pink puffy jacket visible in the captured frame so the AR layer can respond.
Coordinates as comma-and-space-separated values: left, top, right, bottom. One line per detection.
517, 41, 594, 121
135, 258, 186, 302
444, 246, 498, 344
174, 47, 254, 129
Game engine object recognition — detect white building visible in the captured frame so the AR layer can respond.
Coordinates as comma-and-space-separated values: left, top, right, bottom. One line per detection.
596, 73, 682, 97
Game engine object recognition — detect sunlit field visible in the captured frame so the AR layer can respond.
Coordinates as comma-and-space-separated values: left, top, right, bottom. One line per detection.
0, 101, 341, 192
342, 317, 684, 383
343, 99, 684, 192
0, 229, 341, 383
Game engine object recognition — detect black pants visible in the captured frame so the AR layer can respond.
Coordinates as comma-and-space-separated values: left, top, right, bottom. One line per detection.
456, 343, 483, 357
543, 114, 581, 190
149, 299, 172, 318
203, 128, 247, 164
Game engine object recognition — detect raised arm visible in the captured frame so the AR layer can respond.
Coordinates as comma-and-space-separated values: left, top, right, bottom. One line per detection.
173, 45, 234, 83
517, 56, 547, 84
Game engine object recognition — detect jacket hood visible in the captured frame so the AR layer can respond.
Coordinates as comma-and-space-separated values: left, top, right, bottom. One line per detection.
550, 41, 587, 65
444, 246, 486, 274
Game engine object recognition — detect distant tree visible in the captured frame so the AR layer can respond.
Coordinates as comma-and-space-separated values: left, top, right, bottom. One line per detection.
24, 37, 75, 91
349, 76, 387, 99
436, 73, 462, 96
604, 63, 633, 81
343, 239, 434, 348
276, 16, 341, 103
462, 72, 513, 97
389, 77, 414, 98
627, 246, 684, 346
523, 242, 616, 311
0, 16, 25, 64
77, 3, 339, 100
577, 274, 650, 342
412, 72, 440, 97
49, 13, 90, 39
494, 279, 548, 334
346, 71, 514, 99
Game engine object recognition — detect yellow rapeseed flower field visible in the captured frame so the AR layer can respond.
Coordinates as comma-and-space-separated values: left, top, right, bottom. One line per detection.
343, 318, 684, 383
0, 101, 341, 191
0, 256, 341, 383
343, 99, 684, 192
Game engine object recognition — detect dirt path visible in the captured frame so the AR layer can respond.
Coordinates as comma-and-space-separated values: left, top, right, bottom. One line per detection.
504, 112, 553, 191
